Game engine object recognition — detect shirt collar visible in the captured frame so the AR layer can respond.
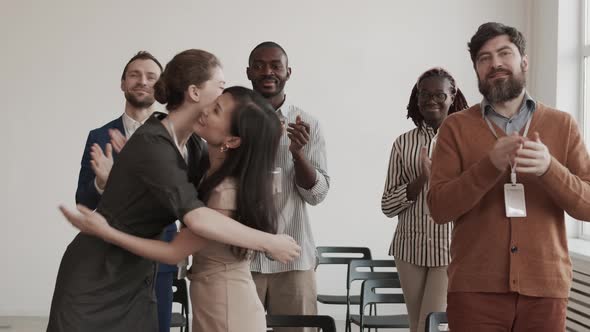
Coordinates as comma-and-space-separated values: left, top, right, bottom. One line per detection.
122, 112, 149, 135
419, 124, 437, 137
275, 95, 292, 118
480, 90, 536, 118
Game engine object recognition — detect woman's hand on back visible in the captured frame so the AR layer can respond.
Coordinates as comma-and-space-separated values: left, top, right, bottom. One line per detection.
265, 234, 301, 264
59, 204, 113, 240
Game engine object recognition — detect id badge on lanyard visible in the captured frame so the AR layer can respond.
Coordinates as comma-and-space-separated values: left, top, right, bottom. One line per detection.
484, 114, 532, 218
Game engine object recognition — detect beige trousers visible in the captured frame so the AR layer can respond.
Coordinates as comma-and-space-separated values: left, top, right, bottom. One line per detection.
252, 269, 318, 332
395, 258, 448, 332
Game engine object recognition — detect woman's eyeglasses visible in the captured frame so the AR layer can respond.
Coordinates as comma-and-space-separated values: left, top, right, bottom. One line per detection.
418, 91, 448, 103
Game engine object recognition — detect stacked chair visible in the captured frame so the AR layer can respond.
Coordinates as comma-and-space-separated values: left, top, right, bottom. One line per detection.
314, 246, 411, 331
315, 246, 372, 331
425, 311, 449, 332
170, 277, 189, 332
266, 315, 337, 332
347, 259, 409, 331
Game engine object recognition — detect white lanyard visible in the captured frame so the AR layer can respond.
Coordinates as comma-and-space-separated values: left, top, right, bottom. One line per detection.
484, 113, 533, 184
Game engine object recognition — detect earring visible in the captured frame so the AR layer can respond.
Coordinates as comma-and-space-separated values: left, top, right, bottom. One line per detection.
220, 144, 229, 152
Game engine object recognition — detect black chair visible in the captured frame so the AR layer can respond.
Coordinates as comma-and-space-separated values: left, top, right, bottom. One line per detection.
345, 259, 402, 332
315, 246, 372, 332
170, 277, 189, 332
316, 246, 372, 305
349, 274, 410, 331
351, 278, 410, 331
425, 312, 449, 332
266, 315, 337, 332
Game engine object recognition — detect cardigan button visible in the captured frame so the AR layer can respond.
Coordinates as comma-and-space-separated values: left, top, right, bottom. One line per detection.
510, 246, 518, 253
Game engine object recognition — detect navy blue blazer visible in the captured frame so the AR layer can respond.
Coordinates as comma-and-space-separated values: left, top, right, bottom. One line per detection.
75, 116, 178, 273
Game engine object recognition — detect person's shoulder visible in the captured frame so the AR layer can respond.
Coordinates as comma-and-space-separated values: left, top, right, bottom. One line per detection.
536, 103, 573, 120
435, 104, 482, 140
92, 116, 122, 132
286, 104, 320, 123
387, 128, 416, 152
132, 113, 169, 139
395, 127, 422, 141
450, 104, 481, 120
215, 177, 238, 191
442, 104, 481, 127
534, 103, 578, 134
86, 116, 122, 142
125, 123, 172, 157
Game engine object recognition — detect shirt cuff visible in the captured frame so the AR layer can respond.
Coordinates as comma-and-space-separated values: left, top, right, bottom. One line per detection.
398, 183, 415, 204
94, 178, 104, 195
296, 169, 329, 204
381, 183, 414, 217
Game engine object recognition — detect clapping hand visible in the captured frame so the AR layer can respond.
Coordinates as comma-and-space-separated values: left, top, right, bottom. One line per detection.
515, 132, 551, 176
489, 132, 525, 171
419, 146, 432, 178
287, 115, 311, 156
90, 143, 113, 190
109, 129, 127, 153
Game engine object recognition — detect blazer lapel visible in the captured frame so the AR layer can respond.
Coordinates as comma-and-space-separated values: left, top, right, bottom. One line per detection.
113, 116, 125, 135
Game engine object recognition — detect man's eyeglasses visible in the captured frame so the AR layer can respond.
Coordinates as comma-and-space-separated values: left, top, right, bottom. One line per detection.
418, 91, 448, 103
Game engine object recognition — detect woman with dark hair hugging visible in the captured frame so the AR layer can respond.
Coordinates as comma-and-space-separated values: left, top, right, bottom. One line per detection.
54, 49, 299, 332
66, 86, 282, 331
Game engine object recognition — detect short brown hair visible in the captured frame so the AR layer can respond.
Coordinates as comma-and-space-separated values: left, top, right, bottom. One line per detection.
468, 22, 526, 64
121, 51, 163, 80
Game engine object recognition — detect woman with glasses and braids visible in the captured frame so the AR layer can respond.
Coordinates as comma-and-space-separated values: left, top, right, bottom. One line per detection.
381, 67, 468, 332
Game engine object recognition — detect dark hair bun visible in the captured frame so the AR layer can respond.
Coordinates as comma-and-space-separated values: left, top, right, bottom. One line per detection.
154, 76, 168, 104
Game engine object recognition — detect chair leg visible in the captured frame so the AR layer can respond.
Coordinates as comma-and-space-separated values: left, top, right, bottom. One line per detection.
367, 305, 372, 332
345, 304, 351, 332
366, 304, 378, 332
373, 304, 378, 332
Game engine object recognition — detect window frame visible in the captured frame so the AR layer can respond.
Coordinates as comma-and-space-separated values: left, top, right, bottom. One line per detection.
580, 0, 590, 240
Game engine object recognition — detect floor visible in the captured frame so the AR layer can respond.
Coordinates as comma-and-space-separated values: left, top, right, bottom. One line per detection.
0, 316, 410, 331
0, 317, 47, 332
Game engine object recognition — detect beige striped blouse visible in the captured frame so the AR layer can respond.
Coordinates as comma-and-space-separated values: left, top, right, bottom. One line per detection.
381, 125, 451, 267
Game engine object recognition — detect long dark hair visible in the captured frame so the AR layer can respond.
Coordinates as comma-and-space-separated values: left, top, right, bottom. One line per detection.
406, 67, 469, 128
198, 86, 282, 259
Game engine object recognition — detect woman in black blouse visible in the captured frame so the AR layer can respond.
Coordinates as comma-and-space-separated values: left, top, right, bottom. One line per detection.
49, 49, 300, 332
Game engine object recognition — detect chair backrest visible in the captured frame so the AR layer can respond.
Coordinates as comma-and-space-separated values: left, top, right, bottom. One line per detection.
172, 277, 189, 307
360, 278, 405, 310
316, 246, 372, 265
357, 278, 406, 329
425, 312, 449, 332
347, 259, 398, 290
171, 277, 189, 331
266, 315, 337, 332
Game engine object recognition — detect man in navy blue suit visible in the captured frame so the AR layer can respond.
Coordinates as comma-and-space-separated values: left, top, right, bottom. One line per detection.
75, 51, 177, 332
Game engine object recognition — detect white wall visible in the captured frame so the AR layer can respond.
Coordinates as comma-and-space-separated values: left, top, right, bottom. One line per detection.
0, 0, 531, 317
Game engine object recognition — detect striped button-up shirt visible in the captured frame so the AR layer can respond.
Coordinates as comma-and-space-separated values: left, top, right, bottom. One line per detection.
381, 125, 451, 267
251, 100, 330, 273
